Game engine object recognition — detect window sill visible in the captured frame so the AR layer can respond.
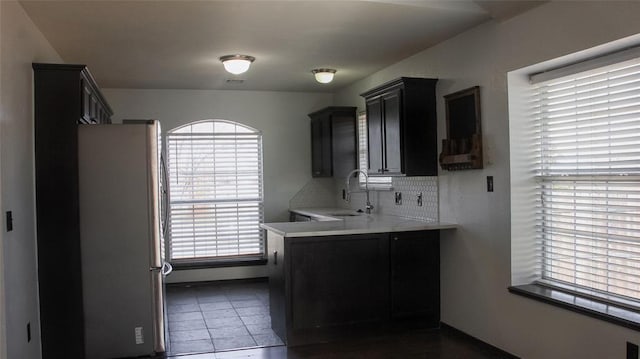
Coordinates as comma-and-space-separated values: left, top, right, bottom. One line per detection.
171, 257, 267, 270
509, 284, 640, 331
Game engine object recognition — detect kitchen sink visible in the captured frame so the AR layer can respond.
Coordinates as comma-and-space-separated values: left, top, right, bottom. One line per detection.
326, 211, 366, 217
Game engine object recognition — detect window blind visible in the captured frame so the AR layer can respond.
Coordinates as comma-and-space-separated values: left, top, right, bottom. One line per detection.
531, 52, 640, 306
167, 120, 264, 261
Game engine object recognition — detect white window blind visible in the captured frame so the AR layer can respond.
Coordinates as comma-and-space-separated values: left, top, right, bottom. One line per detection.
167, 120, 264, 261
531, 51, 640, 307
358, 112, 392, 188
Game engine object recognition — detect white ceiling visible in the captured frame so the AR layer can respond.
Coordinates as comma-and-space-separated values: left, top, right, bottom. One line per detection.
20, 0, 543, 92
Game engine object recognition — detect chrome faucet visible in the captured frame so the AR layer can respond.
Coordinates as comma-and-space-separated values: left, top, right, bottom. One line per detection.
345, 169, 374, 214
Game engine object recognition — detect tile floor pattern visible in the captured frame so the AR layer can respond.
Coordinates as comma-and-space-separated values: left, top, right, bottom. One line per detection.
166, 281, 284, 356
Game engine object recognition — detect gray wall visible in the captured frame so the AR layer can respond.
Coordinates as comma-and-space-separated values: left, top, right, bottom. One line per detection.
102, 88, 333, 282
333, 2, 640, 358
0, 2, 63, 358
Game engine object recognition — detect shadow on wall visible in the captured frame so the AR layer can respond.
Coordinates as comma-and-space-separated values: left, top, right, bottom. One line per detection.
289, 178, 338, 209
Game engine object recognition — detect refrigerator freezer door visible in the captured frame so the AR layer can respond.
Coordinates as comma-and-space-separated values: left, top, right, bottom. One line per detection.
78, 124, 164, 359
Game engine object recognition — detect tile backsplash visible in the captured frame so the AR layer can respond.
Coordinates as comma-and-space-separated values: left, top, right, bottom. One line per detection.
289, 175, 438, 222
335, 176, 439, 221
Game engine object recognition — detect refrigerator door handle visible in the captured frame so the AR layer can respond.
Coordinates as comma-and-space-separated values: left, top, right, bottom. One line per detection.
162, 262, 173, 276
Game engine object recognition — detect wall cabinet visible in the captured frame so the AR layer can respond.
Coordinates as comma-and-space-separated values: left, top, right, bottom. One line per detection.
308, 106, 357, 178
361, 77, 438, 176
268, 230, 440, 346
32, 63, 113, 359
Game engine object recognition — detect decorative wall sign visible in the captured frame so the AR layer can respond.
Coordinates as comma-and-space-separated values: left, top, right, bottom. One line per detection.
439, 86, 483, 171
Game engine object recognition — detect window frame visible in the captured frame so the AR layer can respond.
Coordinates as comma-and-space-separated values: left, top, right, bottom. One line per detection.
165, 119, 265, 265
508, 44, 640, 330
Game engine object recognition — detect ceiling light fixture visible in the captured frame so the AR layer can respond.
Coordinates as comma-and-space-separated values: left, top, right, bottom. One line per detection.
312, 68, 337, 84
220, 55, 255, 75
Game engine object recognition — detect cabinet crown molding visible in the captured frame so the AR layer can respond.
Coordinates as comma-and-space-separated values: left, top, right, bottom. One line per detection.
360, 77, 438, 99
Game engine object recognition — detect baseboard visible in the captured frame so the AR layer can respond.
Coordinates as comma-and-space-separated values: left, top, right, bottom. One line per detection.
440, 322, 519, 359
166, 277, 268, 288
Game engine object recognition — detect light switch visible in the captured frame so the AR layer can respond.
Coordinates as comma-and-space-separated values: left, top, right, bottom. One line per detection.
6, 211, 13, 232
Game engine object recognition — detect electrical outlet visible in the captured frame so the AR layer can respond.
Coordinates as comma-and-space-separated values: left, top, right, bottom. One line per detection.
627, 342, 639, 359
6, 211, 13, 232
27, 322, 31, 342
417, 192, 423, 207
135, 326, 144, 344
395, 192, 402, 205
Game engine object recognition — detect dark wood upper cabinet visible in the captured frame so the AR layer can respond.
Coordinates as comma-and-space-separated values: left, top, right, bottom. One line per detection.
32, 63, 113, 359
361, 77, 438, 176
308, 106, 357, 178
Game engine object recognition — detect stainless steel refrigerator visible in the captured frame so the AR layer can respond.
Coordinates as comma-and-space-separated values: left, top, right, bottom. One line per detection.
78, 120, 171, 359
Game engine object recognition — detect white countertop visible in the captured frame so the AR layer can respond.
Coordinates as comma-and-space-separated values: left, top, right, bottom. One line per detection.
260, 208, 456, 237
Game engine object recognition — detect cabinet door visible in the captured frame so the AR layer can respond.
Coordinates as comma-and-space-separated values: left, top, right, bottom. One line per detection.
382, 90, 402, 175
331, 114, 357, 179
289, 234, 389, 330
310, 116, 332, 177
366, 98, 384, 175
390, 231, 439, 324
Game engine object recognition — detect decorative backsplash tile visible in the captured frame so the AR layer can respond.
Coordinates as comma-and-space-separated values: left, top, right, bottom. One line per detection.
335, 176, 439, 221
289, 176, 438, 222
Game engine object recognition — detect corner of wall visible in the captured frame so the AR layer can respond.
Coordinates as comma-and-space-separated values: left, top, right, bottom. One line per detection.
288, 178, 338, 209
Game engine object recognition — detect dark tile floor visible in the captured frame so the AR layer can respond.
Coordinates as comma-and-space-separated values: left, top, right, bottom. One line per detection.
167, 326, 517, 359
166, 281, 516, 359
166, 280, 283, 356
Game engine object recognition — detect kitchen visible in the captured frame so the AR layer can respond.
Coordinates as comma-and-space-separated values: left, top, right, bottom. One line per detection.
2, 1, 640, 359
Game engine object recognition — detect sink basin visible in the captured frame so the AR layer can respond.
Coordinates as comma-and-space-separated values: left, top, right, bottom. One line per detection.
326, 210, 366, 217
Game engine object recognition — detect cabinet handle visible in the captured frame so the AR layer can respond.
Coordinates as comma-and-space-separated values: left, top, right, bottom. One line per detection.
393, 237, 399, 241
377, 168, 383, 173
273, 250, 278, 265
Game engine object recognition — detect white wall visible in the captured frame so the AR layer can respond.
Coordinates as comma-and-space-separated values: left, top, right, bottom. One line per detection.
334, 2, 640, 358
102, 88, 332, 282
0, 2, 5, 357
0, 2, 63, 359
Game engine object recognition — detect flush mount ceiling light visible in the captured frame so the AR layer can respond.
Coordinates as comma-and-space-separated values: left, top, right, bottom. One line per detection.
220, 55, 255, 75
312, 68, 337, 84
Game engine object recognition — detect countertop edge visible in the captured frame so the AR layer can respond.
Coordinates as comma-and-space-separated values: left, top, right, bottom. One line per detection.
260, 223, 457, 238
261, 208, 457, 237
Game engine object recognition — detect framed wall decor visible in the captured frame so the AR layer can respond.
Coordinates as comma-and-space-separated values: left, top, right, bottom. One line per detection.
439, 86, 483, 171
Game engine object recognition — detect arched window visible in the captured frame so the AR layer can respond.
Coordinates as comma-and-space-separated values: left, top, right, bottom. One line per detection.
166, 120, 264, 261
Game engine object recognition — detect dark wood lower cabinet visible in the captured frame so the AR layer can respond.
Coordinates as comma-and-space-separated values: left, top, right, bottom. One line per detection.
290, 234, 389, 331
268, 230, 440, 346
390, 230, 440, 324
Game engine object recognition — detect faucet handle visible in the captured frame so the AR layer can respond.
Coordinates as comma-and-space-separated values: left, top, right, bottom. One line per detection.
365, 204, 374, 214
